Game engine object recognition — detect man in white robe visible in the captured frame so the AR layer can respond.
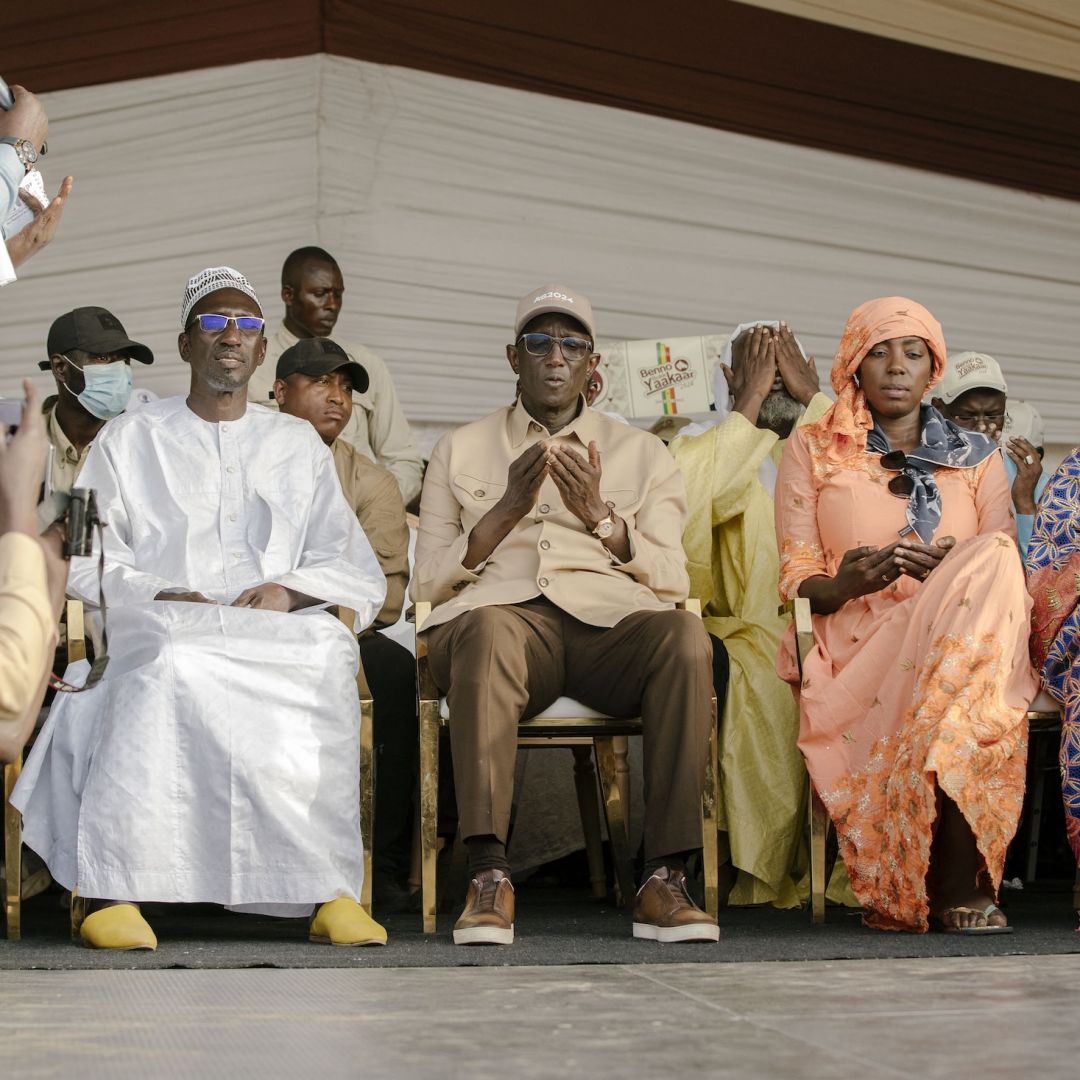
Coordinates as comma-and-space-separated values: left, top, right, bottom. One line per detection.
13, 267, 388, 950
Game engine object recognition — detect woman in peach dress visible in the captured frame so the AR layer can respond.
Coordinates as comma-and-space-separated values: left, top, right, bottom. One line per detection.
775, 297, 1037, 933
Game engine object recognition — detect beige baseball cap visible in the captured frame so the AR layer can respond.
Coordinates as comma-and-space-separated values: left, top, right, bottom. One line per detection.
514, 284, 596, 340
1003, 400, 1046, 447
938, 351, 1008, 404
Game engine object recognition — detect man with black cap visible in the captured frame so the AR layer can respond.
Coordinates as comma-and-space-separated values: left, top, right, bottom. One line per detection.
38, 306, 152, 494
275, 337, 418, 908
413, 284, 719, 946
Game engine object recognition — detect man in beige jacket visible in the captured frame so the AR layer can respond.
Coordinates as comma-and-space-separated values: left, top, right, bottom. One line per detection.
412, 285, 718, 947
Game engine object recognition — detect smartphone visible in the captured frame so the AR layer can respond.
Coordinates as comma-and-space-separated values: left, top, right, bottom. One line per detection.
0, 398, 22, 443
0, 78, 12, 111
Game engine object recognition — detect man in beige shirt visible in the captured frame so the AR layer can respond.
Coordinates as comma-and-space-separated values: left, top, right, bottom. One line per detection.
274, 336, 419, 909
413, 284, 718, 946
247, 246, 423, 504
37, 307, 154, 494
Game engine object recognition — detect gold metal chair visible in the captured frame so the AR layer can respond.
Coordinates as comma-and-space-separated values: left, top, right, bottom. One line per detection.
1023, 688, 1064, 884
339, 608, 376, 917
415, 598, 720, 934
788, 597, 1079, 923
782, 597, 832, 924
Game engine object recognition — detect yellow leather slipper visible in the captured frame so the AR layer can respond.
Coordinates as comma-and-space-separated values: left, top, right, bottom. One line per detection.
80, 904, 157, 951
309, 898, 387, 946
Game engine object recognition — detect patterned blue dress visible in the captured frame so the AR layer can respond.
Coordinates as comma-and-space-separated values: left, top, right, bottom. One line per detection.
1027, 447, 1080, 868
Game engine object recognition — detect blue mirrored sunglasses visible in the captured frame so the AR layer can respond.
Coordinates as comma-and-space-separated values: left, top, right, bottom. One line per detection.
187, 314, 265, 333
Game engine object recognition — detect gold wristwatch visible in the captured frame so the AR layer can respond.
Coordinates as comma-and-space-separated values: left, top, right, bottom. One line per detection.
591, 513, 615, 540
0, 137, 39, 170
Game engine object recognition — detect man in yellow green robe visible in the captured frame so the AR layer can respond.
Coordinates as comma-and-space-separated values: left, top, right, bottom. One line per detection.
671, 322, 830, 907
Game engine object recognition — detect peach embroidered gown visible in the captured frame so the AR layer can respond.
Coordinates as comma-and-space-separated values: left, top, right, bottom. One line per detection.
775, 424, 1036, 932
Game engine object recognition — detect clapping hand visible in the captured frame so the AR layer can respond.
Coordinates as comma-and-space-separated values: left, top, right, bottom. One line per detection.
495, 441, 550, 522
547, 441, 607, 529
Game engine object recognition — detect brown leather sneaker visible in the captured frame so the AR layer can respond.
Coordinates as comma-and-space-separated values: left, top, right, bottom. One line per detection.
452, 869, 515, 945
632, 866, 719, 943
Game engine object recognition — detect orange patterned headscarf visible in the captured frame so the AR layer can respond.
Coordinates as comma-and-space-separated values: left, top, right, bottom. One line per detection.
807, 296, 947, 463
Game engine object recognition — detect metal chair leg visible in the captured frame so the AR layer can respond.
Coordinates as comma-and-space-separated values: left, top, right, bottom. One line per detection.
572, 744, 607, 899
358, 690, 375, 916
809, 785, 829, 924
419, 701, 441, 934
70, 890, 87, 942
4, 758, 22, 941
595, 736, 635, 909
700, 694, 720, 920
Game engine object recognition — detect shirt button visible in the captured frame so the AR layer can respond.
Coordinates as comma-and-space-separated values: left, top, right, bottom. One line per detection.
605, 500, 615, 509
474, 488, 485, 497
539, 504, 550, 514
538, 577, 549, 588
228, 513, 237, 522
539, 540, 550, 550
227, 465, 237, 474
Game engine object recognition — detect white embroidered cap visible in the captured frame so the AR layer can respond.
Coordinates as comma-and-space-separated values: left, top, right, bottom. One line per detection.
180, 266, 260, 328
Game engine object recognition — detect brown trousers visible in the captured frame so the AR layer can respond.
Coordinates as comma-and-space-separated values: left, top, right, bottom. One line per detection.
425, 597, 713, 860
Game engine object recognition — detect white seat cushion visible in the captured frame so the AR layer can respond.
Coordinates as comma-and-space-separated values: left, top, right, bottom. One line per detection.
438, 695, 610, 721
1029, 688, 1061, 715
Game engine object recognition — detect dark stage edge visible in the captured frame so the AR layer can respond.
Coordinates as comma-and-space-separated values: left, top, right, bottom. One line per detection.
2, 882, 1077, 971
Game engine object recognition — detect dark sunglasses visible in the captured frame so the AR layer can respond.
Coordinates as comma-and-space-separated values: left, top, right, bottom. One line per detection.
879, 450, 915, 497
516, 333, 594, 362
186, 314, 266, 334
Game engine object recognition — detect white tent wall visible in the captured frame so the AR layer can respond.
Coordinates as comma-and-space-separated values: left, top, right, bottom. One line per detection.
3, 53, 1079, 458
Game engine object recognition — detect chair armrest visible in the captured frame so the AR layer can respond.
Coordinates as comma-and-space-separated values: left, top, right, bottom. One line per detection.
793, 597, 813, 679
65, 599, 87, 664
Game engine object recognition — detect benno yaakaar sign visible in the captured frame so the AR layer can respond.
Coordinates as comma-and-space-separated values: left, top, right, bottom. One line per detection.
593, 336, 717, 416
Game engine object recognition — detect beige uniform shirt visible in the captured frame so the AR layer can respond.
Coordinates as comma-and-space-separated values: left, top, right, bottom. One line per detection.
331, 439, 409, 629
248, 322, 424, 505
412, 398, 690, 634
0, 533, 56, 724
45, 400, 92, 495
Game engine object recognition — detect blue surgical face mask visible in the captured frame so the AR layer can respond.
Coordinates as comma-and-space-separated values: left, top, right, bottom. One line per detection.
62, 356, 134, 419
